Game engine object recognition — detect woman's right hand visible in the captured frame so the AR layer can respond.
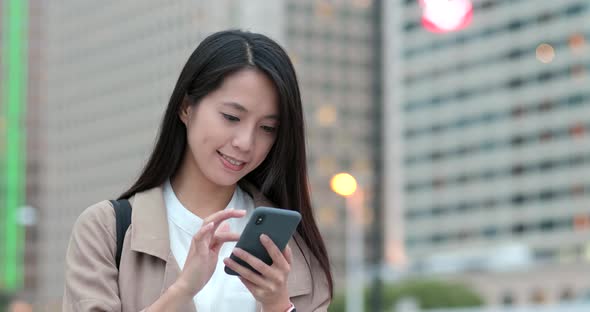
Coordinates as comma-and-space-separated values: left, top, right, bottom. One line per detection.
172, 209, 246, 298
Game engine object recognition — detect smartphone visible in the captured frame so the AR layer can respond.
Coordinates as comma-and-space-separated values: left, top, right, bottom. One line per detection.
225, 206, 301, 276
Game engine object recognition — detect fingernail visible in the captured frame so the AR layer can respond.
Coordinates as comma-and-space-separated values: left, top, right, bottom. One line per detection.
260, 234, 269, 242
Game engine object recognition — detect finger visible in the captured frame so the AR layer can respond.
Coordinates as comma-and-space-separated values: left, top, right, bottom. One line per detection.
210, 232, 240, 252
205, 210, 245, 237
204, 209, 246, 226
260, 234, 289, 270
192, 222, 215, 242
283, 244, 293, 265
191, 223, 215, 253
231, 247, 274, 276
223, 257, 268, 287
239, 276, 259, 295
215, 221, 231, 234
215, 232, 240, 244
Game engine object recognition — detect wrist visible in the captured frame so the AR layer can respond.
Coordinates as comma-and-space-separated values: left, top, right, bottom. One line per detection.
169, 281, 196, 302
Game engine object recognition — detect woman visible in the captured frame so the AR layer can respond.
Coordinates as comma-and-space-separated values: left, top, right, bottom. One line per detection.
63, 30, 333, 312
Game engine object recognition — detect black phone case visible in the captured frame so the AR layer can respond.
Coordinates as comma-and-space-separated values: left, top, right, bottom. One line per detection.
225, 207, 301, 276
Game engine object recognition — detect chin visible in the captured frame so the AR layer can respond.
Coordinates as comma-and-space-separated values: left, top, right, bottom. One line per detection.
209, 173, 243, 187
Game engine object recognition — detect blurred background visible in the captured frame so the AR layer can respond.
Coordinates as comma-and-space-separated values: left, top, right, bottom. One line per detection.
1, 0, 589, 311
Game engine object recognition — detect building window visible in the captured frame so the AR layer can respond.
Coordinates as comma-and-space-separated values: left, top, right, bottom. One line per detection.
560, 288, 575, 302
512, 223, 527, 235
538, 99, 555, 112
531, 289, 548, 305
511, 194, 526, 206
570, 184, 585, 196
511, 164, 525, 176
540, 130, 553, 142
501, 292, 515, 306
510, 135, 526, 146
539, 219, 556, 232
483, 226, 498, 238
539, 189, 557, 201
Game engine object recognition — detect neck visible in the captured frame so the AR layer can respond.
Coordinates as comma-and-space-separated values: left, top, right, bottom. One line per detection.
170, 154, 236, 219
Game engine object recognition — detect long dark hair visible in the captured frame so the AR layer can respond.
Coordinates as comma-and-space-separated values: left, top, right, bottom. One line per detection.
119, 29, 333, 296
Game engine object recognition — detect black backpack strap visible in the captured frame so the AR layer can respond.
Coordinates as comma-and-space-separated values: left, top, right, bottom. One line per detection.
109, 199, 132, 269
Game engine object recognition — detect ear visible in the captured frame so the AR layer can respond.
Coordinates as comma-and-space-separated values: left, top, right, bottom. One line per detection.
178, 97, 193, 125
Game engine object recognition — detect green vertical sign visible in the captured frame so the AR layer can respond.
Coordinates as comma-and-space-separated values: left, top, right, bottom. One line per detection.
2, 0, 28, 290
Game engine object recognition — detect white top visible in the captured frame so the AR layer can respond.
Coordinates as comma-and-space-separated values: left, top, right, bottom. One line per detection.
164, 179, 257, 312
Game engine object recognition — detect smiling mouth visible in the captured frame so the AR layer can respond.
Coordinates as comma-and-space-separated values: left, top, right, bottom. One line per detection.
217, 151, 246, 166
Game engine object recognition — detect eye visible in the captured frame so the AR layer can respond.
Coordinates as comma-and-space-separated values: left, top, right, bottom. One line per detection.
261, 125, 277, 133
222, 113, 240, 122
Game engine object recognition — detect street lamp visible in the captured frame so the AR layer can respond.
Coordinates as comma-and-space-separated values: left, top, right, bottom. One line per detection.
330, 173, 364, 312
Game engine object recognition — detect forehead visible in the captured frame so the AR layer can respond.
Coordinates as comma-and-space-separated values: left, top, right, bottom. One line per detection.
212, 69, 279, 115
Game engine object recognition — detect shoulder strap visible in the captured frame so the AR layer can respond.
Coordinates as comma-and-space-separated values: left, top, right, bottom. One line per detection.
109, 199, 132, 269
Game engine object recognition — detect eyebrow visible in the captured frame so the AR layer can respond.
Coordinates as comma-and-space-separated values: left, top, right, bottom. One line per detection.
222, 102, 279, 120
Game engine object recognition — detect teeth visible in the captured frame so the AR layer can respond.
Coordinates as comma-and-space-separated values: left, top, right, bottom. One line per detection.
221, 153, 244, 166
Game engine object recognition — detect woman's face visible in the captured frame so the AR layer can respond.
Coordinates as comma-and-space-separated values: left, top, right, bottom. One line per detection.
180, 68, 279, 187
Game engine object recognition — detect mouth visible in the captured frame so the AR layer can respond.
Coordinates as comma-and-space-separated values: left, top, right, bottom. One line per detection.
217, 151, 247, 171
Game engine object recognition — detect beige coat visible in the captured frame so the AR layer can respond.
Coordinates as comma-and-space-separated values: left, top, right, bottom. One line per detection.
63, 184, 331, 311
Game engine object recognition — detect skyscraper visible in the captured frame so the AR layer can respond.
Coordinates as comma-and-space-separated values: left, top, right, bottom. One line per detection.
385, 0, 590, 306
283, 0, 378, 288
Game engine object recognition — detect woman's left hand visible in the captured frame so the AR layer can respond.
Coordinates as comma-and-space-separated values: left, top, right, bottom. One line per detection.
223, 234, 293, 312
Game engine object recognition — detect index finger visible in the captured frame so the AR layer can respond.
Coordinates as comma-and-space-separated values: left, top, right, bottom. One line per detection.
203, 209, 246, 227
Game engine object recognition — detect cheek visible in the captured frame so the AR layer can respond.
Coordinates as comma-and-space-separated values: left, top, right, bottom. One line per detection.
254, 137, 276, 163
188, 116, 218, 147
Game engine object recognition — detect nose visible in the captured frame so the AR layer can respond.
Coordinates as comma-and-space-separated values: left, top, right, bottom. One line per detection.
231, 126, 255, 152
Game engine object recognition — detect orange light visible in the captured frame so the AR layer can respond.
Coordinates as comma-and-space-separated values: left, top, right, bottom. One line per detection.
570, 123, 585, 138
386, 240, 407, 267
573, 214, 590, 231
569, 33, 586, 54
420, 0, 473, 33
536, 44, 555, 63
316, 105, 338, 127
315, 1, 334, 18
330, 173, 358, 197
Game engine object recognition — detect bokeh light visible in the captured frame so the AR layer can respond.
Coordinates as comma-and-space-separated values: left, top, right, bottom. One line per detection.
536, 43, 555, 63
420, 0, 473, 33
315, 105, 338, 127
330, 173, 358, 197
569, 33, 586, 54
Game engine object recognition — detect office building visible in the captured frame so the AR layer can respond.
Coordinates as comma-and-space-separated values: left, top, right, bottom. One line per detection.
384, 0, 590, 305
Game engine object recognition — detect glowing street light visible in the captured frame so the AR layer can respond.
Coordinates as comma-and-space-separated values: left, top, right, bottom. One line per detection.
331, 173, 364, 312
420, 0, 473, 33
330, 173, 358, 197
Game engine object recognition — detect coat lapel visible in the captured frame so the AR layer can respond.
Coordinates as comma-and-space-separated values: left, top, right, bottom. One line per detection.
129, 186, 170, 261
129, 187, 196, 311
